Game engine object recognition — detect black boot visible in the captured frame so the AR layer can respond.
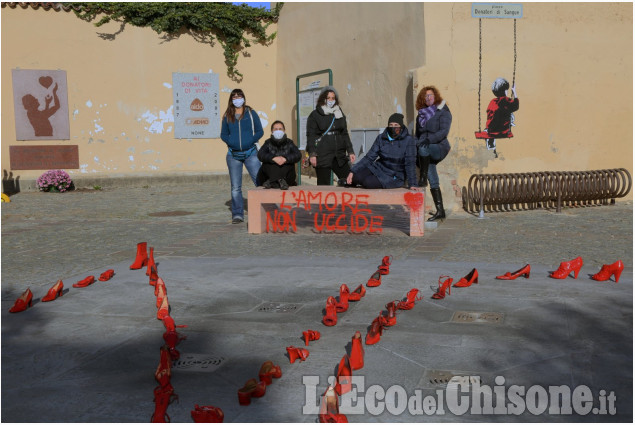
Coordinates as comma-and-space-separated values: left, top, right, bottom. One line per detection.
428, 187, 446, 221
418, 156, 430, 187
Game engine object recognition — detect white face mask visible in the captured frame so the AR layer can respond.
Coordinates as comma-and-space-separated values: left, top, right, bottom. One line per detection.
272, 130, 285, 140
326, 100, 336, 108
232, 98, 245, 108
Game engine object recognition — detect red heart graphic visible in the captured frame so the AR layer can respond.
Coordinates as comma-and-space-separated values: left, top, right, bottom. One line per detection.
39, 76, 53, 89
404, 192, 423, 211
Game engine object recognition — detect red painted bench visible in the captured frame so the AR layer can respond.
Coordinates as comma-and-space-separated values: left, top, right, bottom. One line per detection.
247, 186, 425, 236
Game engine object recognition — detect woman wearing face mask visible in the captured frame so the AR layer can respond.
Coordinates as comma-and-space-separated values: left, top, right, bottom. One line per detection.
345, 113, 419, 190
257, 120, 301, 190
416, 85, 452, 221
306, 86, 355, 185
220, 88, 264, 224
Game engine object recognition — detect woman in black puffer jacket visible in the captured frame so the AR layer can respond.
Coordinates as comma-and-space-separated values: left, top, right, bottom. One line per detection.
257, 120, 301, 189
306, 86, 356, 185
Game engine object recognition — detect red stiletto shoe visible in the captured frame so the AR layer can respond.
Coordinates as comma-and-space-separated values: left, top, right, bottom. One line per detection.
98, 269, 115, 282
396, 288, 422, 310
365, 316, 384, 345
191, 404, 224, 423
367, 270, 382, 287
157, 296, 170, 320
348, 284, 366, 301
431, 276, 452, 299
550, 257, 583, 279
496, 264, 531, 280
592, 260, 624, 283
149, 264, 158, 287
130, 241, 148, 270
73, 275, 95, 288
151, 384, 178, 423
336, 284, 349, 313
41, 280, 64, 302
334, 355, 352, 395
258, 360, 282, 385
323, 296, 338, 326
155, 345, 172, 388
286, 346, 309, 363
237, 378, 266, 405
384, 301, 397, 326
349, 331, 364, 371
454, 268, 479, 287
9, 288, 33, 313
303, 330, 321, 346
319, 386, 348, 423
146, 246, 156, 276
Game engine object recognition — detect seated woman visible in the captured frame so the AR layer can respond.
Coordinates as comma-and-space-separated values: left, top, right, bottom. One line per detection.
257, 120, 301, 190
345, 113, 419, 190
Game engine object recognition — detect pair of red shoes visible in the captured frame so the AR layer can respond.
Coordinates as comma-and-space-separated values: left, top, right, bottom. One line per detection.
550, 257, 625, 283
8, 279, 66, 313
72, 269, 115, 288
322, 284, 366, 326
237, 361, 282, 405
430, 269, 479, 300
286, 346, 310, 363
366, 255, 393, 287
366, 292, 420, 344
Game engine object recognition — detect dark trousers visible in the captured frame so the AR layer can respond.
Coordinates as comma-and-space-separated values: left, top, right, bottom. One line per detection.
351, 167, 382, 189
315, 158, 351, 185
258, 163, 297, 186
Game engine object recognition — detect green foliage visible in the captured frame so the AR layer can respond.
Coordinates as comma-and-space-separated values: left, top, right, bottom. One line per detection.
66, 2, 282, 80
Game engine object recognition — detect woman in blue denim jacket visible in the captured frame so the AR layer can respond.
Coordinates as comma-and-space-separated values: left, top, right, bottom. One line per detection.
220, 88, 264, 224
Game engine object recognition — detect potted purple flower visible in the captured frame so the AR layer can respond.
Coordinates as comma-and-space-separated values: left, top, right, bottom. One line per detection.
37, 169, 73, 192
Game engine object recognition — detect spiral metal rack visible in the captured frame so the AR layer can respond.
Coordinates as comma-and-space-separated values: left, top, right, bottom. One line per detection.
462, 168, 632, 214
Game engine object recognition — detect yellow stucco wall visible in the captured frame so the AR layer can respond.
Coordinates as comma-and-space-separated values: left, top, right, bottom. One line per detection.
1, 5, 278, 181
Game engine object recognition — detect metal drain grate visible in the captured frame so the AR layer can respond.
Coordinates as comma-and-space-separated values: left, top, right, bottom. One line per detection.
426, 370, 483, 388
257, 302, 302, 313
451, 311, 504, 324
172, 353, 226, 372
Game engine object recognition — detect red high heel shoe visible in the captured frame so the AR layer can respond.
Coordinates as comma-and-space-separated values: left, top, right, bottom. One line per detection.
258, 360, 282, 385
286, 346, 309, 363
396, 288, 422, 310
303, 330, 321, 346
157, 296, 170, 320
496, 264, 531, 280
9, 288, 33, 313
98, 269, 115, 282
454, 268, 479, 287
162, 314, 187, 333
349, 331, 364, 371
151, 384, 178, 423
149, 264, 159, 287
334, 355, 352, 395
365, 316, 384, 345
155, 277, 167, 298
156, 282, 167, 309
336, 284, 349, 313
73, 275, 95, 288
378, 255, 393, 275
146, 246, 156, 276
323, 296, 338, 326
237, 378, 266, 405
155, 345, 172, 389
191, 404, 224, 423
431, 276, 452, 299
348, 284, 366, 301
319, 386, 348, 423
163, 327, 187, 359
550, 257, 583, 279
41, 280, 64, 302
130, 241, 148, 270
367, 270, 382, 287
592, 260, 624, 283
384, 301, 397, 326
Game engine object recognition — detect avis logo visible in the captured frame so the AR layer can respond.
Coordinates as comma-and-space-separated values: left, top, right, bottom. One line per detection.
186, 118, 210, 125
190, 98, 204, 111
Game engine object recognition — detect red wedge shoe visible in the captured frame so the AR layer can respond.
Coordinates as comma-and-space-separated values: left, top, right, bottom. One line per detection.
431, 276, 452, 300
336, 284, 349, 313
146, 246, 156, 276
550, 257, 583, 279
130, 241, 148, 270
367, 270, 382, 287
258, 360, 282, 385
237, 378, 266, 405
319, 386, 348, 423
9, 288, 33, 313
41, 280, 64, 302
303, 330, 321, 346
98, 269, 115, 282
348, 284, 366, 301
496, 264, 531, 280
592, 260, 624, 283
191, 404, 224, 423
286, 346, 309, 363
454, 268, 479, 287
334, 355, 352, 395
396, 288, 422, 310
73, 275, 95, 288
349, 331, 364, 371
323, 296, 338, 326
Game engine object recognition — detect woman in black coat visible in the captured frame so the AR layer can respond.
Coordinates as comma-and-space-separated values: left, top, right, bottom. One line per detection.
306, 86, 356, 185
257, 120, 301, 190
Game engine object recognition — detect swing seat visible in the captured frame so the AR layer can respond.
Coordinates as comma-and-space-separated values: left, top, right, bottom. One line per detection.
474, 131, 514, 139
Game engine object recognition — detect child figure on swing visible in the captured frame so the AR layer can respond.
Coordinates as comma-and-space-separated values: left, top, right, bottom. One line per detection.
478, 78, 519, 157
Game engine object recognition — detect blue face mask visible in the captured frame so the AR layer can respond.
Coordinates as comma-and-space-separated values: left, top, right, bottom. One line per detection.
232, 98, 245, 107
272, 130, 285, 140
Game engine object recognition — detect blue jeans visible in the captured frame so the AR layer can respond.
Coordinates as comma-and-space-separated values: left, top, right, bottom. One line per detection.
226, 151, 261, 218
418, 144, 443, 189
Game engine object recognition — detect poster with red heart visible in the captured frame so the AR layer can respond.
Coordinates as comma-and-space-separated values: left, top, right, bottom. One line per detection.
11, 69, 70, 140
